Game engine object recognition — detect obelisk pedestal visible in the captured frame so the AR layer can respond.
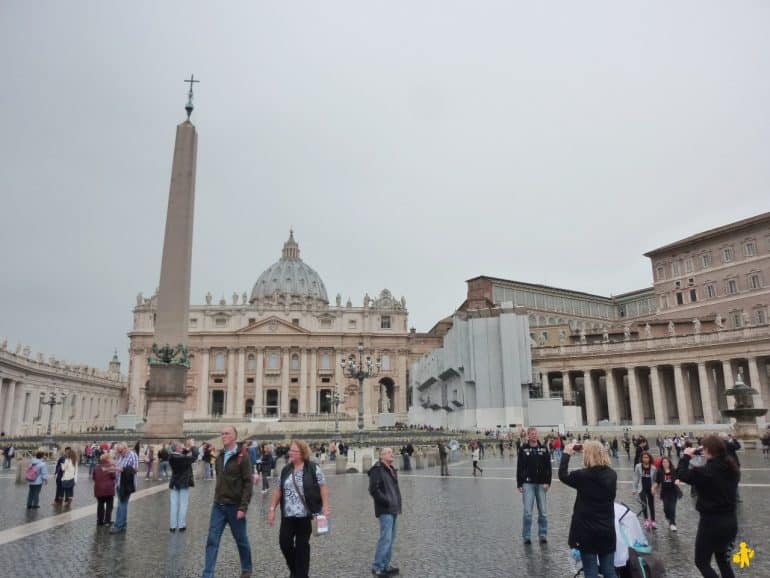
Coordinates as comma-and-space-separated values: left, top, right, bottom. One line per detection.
144, 109, 198, 439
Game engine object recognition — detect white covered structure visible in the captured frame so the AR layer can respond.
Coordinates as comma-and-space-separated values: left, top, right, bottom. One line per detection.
408, 304, 534, 430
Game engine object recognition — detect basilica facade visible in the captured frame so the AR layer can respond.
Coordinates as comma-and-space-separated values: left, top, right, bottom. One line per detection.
127, 232, 439, 428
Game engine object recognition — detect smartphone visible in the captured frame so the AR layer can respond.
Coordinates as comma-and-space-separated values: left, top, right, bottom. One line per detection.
573, 444, 583, 452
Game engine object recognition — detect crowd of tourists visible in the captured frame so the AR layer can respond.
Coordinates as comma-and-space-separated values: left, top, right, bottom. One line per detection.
13, 423, 754, 578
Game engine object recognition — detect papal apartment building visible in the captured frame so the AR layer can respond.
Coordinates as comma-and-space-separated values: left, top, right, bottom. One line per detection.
410, 211, 770, 430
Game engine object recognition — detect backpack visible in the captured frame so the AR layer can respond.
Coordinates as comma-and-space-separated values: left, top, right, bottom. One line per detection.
25, 463, 40, 482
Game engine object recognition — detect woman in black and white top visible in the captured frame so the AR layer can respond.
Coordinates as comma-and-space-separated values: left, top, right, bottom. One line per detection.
267, 440, 331, 578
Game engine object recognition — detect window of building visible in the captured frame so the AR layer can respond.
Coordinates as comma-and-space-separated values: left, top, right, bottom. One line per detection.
660, 294, 669, 309
320, 352, 331, 370
381, 316, 391, 329
674, 280, 681, 289
672, 261, 682, 277
268, 352, 280, 370
246, 377, 254, 384
689, 289, 697, 303
290, 353, 300, 371
320, 318, 332, 328
731, 311, 742, 328
706, 284, 717, 298
247, 354, 257, 371
348, 320, 357, 329
656, 266, 665, 280
701, 253, 712, 268
292, 318, 300, 326
727, 279, 738, 295
685, 258, 694, 273
321, 377, 331, 383
215, 317, 227, 327
676, 292, 684, 305
214, 352, 226, 371
214, 378, 223, 384
745, 241, 757, 257
723, 247, 734, 263
749, 274, 761, 290
291, 377, 298, 384
189, 318, 197, 328
758, 308, 767, 325
248, 318, 256, 324
381, 354, 391, 371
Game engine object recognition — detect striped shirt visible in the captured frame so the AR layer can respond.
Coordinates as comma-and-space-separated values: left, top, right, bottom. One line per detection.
115, 450, 139, 488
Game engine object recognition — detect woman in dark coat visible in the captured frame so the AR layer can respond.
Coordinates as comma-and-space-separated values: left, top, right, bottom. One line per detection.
559, 440, 618, 578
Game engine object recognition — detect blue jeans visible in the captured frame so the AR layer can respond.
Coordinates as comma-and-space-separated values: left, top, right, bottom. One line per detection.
114, 494, 131, 529
522, 483, 548, 539
372, 514, 397, 572
169, 488, 189, 529
160, 461, 170, 478
580, 551, 617, 578
202, 503, 252, 578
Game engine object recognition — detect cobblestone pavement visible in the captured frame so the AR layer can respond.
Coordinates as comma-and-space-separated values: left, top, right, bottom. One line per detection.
0, 451, 769, 577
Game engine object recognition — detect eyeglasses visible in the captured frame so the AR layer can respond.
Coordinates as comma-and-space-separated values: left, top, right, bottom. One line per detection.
220, 432, 233, 436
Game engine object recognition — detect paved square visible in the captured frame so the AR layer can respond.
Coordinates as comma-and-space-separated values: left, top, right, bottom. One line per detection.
0, 450, 768, 577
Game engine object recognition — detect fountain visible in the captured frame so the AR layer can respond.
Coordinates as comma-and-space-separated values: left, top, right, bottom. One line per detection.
721, 368, 767, 445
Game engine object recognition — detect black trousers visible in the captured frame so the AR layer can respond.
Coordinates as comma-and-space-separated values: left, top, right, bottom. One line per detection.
661, 491, 677, 524
694, 514, 737, 578
640, 489, 655, 521
279, 516, 312, 578
97, 496, 114, 524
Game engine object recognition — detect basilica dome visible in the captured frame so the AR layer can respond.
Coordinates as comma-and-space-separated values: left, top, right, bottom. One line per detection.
250, 231, 329, 304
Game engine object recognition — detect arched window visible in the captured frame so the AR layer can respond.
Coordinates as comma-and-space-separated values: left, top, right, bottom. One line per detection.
290, 353, 300, 371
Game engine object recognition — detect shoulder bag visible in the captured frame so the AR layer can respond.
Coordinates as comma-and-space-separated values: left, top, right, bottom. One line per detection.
290, 469, 328, 537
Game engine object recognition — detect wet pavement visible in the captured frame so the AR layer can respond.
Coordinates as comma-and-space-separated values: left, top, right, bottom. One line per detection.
0, 450, 768, 577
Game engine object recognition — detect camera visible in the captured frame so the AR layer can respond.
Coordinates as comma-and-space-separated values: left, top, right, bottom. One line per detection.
693, 447, 703, 456
572, 444, 583, 452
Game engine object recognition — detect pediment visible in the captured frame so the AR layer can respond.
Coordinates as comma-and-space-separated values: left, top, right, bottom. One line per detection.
236, 316, 311, 335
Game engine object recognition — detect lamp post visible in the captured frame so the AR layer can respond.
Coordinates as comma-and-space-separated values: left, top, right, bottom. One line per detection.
330, 386, 344, 439
341, 342, 380, 441
40, 391, 67, 447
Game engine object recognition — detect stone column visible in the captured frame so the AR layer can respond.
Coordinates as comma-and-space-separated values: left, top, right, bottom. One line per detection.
335, 350, 345, 414
605, 369, 621, 425
542, 372, 551, 399
397, 352, 408, 413
309, 349, 318, 413
226, 349, 236, 417
2, 380, 16, 436
299, 349, 308, 414
697, 362, 716, 424
673, 364, 693, 425
627, 367, 644, 426
723, 360, 736, 410
563, 372, 573, 402
583, 370, 598, 426
197, 349, 209, 417
236, 349, 246, 417
281, 349, 290, 416
650, 366, 666, 425
747, 357, 765, 412
0, 379, 7, 434
255, 348, 264, 417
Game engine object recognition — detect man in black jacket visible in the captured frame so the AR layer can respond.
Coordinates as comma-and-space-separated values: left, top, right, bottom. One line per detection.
369, 447, 402, 577
516, 427, 551, 544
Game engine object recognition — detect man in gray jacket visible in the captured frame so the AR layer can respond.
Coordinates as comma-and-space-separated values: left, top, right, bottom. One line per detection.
368, 447, 402, 577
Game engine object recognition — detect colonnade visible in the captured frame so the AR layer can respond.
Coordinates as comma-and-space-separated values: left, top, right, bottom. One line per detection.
538, 355, 769, 427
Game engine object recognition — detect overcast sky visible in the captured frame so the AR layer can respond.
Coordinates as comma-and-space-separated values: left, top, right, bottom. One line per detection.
1, 1, 768, 370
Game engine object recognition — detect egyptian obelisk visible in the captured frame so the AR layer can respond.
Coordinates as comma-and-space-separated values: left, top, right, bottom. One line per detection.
144, 76, 199, 438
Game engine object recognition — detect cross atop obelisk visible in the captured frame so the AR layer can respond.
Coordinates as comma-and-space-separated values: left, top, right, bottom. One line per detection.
184, 74, 200, 120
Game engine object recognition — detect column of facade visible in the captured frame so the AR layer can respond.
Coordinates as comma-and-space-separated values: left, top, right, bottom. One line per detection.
197, 348, 210, 417
299, 349, 308, 414
673, 364, 693, 425
0, 379, 6, 433
747, 357, 765, 411
281, 349, 290, 415
583, 370, 598, 426
308, 349, 318, 413
696, 362, 716, 424
649, 366, 666, 426
626, 367, 644, 426
541, 372, 551, 398
335, 350, 345, 413
723, 360, 736, 410
2, 380, 16, 435
254, 348, 264, 417
605, 369, 621, 425
562, 372, 573, 402
226, 349, 236, 417
236, 348, 246, 417
397, 351, 408, 413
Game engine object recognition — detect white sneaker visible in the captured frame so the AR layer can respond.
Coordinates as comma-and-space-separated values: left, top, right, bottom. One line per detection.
670, 523, 677, 531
